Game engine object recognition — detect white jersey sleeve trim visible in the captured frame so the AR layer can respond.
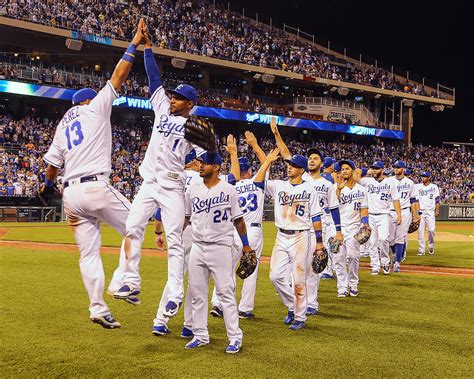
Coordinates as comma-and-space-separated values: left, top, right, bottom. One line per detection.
43, 156, 62, 169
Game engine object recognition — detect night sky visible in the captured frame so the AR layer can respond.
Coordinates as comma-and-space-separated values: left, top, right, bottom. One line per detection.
227, 0, 469, 145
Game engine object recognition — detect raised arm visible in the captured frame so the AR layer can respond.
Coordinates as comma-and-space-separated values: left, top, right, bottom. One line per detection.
270, 117, 291, 160
142, 23, 162, 94
254, 148, 280, 184
244, 131, 266, 164
225, 134, 240, 181
109, 18, 145, 91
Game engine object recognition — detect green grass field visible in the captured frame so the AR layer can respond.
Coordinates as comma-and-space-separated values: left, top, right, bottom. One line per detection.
2, 221, 473, 268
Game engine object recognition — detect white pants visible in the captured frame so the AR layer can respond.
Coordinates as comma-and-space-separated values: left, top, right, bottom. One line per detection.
334, 224, 361, 292
211, 226, 264, 313
189, 242, 243, 344
122, 181, 185, 303
154, 225, 193, 328
320, 220, 337, 276
368, 213, 390, 271
389, 208, 412, 245
63, 180, 131, 318
418, 209, 436, 252
270, 230, 310, 322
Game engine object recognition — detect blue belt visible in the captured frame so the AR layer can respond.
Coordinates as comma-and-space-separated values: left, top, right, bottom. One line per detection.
250, 223, 261, 227
279, 228, 308, 235
64, 173, 104, 188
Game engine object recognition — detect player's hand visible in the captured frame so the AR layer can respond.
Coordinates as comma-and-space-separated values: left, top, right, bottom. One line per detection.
336, 174, 346, 190
396, 214, 402, 225
413, 215, 420, 223
335, 231, 344, 243
244, 131, 257, 146
270, 117, 278, 135
225, 134, 237, 155
132, 18, 145, 46
142, 20, 152, 48
315, 242, 325, 255
435, 209, 439, 217
242, 245, 252, 254
266, 148, 280, 163
155, 234, 166, 251
353, 168, 362, 182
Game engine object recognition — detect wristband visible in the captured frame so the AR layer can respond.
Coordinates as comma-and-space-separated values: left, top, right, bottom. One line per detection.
361, 216, 369, 225
239, 234, 250, 247
45, 178, 54, 188
154, 230, 163, 236
155, 208, 162, 221
315, 230, 323, 244
335, 225, 342, 232
122, 43, 137, 63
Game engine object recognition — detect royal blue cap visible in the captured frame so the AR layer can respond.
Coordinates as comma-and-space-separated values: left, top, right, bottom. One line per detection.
361, 167, 369, 177
285, 154, 308, 169
421, 171, 431, 177
185, 150, 196, 165
371, 161, 384, 169
72, 88, 97, 105
404, 168, 412, 175
169, 84, 198, 103
238, 157, 251, 172
307, 148, 325, 160
334, 162, 341, 172
393, 160, 406, 168
323, 157, 335, 168
198, 152, 222, 165
339, 159, 356, 170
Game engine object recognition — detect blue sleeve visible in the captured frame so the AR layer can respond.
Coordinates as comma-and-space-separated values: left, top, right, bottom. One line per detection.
330, 207, 342, 231
226, 173, 236, 186
254, 181, 265, 190
410, 197, 418, 204
155, 208, 162, 221
311, 215, 321, 223
144, 48, 162, 94
435, 196, 440, 204
322, 172, 334, 184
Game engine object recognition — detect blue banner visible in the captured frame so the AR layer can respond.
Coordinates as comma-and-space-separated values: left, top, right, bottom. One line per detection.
0, 80, 404, 140
71, 31, 112, 46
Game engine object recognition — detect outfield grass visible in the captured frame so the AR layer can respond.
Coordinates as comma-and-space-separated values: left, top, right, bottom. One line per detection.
1, 247, 473, 377
2, 221, 473, 268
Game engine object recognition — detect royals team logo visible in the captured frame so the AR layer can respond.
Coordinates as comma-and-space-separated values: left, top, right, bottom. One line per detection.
157, 114, 186, 137
192, 191, 230, 214
277, 190, 310, 206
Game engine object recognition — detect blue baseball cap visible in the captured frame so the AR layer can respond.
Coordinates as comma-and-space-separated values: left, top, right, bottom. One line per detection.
185, 150, 197, 165
334, 162, 341, 172
361, 167, 369, 177
285, 154, 308, 169
72, 88, 97, 105
339, 159, 356, 170
323, 157, 335, 168
371, 161, 384, 169
169, 84, 198, 103
198, 151, 222, 165
421, 171, 431, 177
393, 160, 406, 168
307, 148, 325, 160
238, 157, 251, 172
405, 168, 413, 175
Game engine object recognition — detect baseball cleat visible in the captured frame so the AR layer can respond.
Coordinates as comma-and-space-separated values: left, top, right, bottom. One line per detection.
320, 273, 335, 280
289, 321, 306, 331
152, 325, 170, 336
429, 249, 435, 255
383, 265, 390, 275
417, 252, 425, 256
185, 338, 209, 349
238, 311, 255, 319
181, 326, 194, 339
210, 306, 223, 318
349, 288, 359, 297
114, 285, 140, 299
225, 341, 242, 354
91, 314, 121, 329
337, 291, 349, 298
123, 296, 141, 305
163, 301, 180, 318
371, 269, 379, 275
306, 307, 318, 316
393, 262, 401, 273
359, 252, 370, 258
283, 310, 295, 325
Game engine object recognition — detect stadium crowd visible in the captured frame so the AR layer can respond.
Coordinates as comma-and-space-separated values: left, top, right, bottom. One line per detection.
1, 0, 447, 99
0, 114, 472, 203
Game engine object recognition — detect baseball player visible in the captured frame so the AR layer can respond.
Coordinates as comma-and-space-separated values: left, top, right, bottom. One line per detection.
184, 151, 254, 354
253, 148, 324, 330
415, 172, 440, 255
322, 157, 337, 184
210, 131, 267, 319
114, 26, 204, 316
151, 136, 240, 337
389, 161, 419, 272
40, 21, 145, 328
359, 168, 370, 259
358, 161, 401, 275
335, 160, 369, 296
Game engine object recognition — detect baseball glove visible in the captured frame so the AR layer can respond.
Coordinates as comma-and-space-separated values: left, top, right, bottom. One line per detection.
328, 236, 342, 254
36, 184, 61, 207
184, 115, 217, 152
354, 225, 371, 244
408, 219, 420, 233
312, 247, 328, 274
236, 249, 258, 279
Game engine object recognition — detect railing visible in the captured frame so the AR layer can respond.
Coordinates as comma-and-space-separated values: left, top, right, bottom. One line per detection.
0, 206, 57, 222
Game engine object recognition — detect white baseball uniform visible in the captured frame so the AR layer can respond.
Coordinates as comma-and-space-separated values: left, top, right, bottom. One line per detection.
263, 179, 323, 322
335, 184, 368, 292
154, 170, 235, 328
416, 183, 440, 253
360, 177, 400, 272
303, 173, 339, 308
44, 81, 131, 318
185, 179, 243, 344
120, 86, 198, 303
